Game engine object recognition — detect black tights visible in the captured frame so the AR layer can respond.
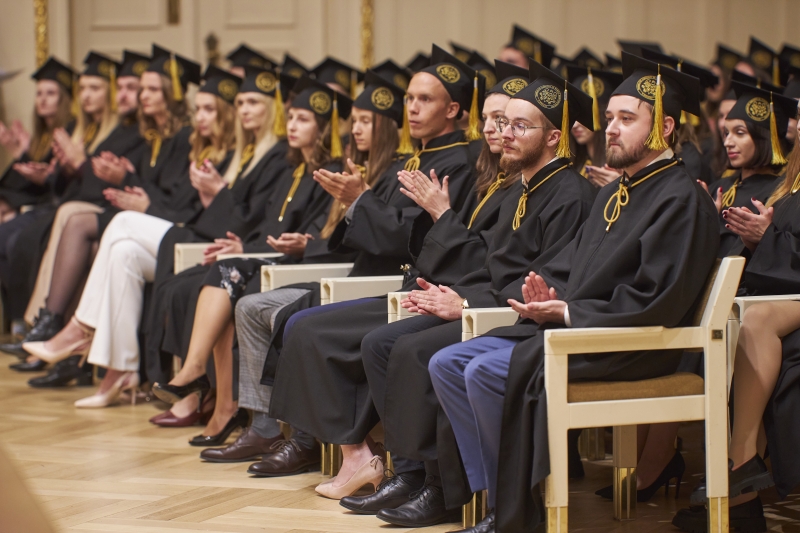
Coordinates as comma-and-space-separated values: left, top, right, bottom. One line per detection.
44, 212, 99, 315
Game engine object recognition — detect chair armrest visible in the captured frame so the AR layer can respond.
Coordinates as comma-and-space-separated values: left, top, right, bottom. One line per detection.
387, 292, 413, 323
174, 242, 211, 274
462, 308, 519, 341
733, 294, 800, 319
543, 325, 709, 355
216, 252, 282, 261
321, 276, 404, 305
261, 263, 354, 292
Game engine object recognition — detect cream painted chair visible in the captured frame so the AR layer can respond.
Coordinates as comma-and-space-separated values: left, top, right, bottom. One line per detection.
320, 276, 404, 305
173, 243, 282, 274
259, 263, 354, 292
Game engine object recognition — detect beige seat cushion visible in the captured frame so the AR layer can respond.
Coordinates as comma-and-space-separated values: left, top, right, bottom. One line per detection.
568, 372, 704, 403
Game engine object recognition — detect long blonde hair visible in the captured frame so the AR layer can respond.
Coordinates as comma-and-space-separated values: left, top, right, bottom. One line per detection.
29, 84, 72, 162
189, 95, 237, 167
71, 76, 119, 154
224, 92, 278, 182
767, 137, 800, 207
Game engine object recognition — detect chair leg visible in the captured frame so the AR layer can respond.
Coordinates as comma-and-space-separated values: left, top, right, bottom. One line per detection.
461, 491, 487, 528
320, 442, 342, 476
578, 428, 606, 460
612, 425, 637, 521
546, 506, 568, 533
385, 450, 394, 473
707, 497, 729, 533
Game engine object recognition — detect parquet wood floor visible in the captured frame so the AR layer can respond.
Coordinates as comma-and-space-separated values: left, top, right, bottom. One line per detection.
1, 351, 799, 532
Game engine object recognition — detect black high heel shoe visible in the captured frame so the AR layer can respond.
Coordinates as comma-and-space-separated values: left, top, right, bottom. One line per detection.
595, 451, 686, 502
152, 375, 211, 404
189, 408, 250, 447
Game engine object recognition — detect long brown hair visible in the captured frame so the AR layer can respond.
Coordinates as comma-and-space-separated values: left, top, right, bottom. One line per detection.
137, 73, 188, 139
189, 95, 237, 168
286, 113, 336, 173
320, 112, 400, 238
572, 114, 608, 171
474, 139, 512, 198
29, 84, 72, 162
767, 137, 799, 206
71, 76, 119, 154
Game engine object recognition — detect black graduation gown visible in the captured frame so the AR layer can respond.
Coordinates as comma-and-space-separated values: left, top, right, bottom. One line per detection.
708, 172, 781, 257
679, 141, 712, 185
488, 158, 720, 533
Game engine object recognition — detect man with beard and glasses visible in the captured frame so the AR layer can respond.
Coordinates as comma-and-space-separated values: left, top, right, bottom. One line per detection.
428, 52, 720, 533
337, 61, 596, 528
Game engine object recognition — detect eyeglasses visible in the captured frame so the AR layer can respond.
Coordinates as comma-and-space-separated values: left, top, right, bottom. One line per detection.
495, 117, 545, 138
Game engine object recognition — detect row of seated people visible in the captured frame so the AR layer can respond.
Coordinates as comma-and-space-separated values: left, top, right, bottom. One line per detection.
0, 33, 799, 533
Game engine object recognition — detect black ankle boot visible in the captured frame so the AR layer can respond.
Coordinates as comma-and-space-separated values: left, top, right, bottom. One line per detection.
28, 355, 93, 388
0, 309, 64, 358
673, 495, 767, 533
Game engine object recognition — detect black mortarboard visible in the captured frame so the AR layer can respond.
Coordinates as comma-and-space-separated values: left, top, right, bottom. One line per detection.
240, 65, 291, 137
641, 49, 719, 99
784, 66, 800, 100
467, 51, 497, 91
291, 75, 353, 121
371, 59, 411, 91
449, 42, 473, 64
354, 70, 405, 125
312, 57, 364, 98
82, 51, 120, 81
487, 60, 529, 98
506, 25, 556, 68
617, 40, 663, 56
281, 54, 310, 79
119, 50, 150, 78
566, 65, 623, 130
728, 81, 796, 164
573, 48, 604, 70
32, 57, 75, 92
513, 61, 594, 157
226, 44, 278, 70
199, 65, 241, 104
731, 70, 783, 93
714, 44, 746, 73
605, 53, 623, 73
779, 45, 800, 86
749, 37, 781, 85
405, 52, 430, 73
146, 44, 201, 101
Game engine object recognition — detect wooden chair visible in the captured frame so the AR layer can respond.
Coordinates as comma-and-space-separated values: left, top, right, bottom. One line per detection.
173, 243, 282, 274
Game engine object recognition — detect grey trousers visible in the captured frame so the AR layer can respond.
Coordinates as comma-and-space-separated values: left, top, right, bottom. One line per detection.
235, 287, 310, 412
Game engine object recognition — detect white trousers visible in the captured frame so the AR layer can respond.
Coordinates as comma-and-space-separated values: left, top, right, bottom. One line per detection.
75, 211, 173, 371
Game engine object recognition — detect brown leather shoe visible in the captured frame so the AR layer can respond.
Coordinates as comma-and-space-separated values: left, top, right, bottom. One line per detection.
247, 439, 321, 477
200, 427, 285, 463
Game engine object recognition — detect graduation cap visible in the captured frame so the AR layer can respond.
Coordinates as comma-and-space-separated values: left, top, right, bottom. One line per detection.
566, 65, 623, 130
513, 61, 594, 158
487, 60, 529, 98
506, 25, 556, 68
728, 81, 796, 165
467, 50, 497, 91
371, 59, 411, 91
32, 56, 75, 93
420, 44, 486, 140
714, 44, 746, 74
291, 75, 353, 157
611, 52, 702, 151
405, 52, 430, 73
784, 66, 800, 100
82, 51, 121, 110
199, 65, 241, 105
146, 44, 201, 102
119, 50, 150, 78
281, 54, 310, 79
605, 53, 623, 73
354, 70, 409, 152
240, 65, 289, 137
731, 70, 783, 93
226, 44, 278, 70
551, 53, 574, 78
573, 48, 605, 70
779, 44, 800, 86
641, 49, 719, 96
312, 57, 364, 99
749, 37, 780, 86
617, 40, 663, 56
449, 42, 473, 64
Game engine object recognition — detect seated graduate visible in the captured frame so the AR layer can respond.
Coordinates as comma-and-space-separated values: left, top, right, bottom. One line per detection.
673, 97, 800, 533
497, 25, 554, 71
428, 52, 720, 533
147, 76, 349, 441
2, 50, 147, 368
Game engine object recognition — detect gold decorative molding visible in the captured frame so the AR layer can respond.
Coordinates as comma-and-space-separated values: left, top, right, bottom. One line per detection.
34, 0, 48, 67
360, 0, 374, 70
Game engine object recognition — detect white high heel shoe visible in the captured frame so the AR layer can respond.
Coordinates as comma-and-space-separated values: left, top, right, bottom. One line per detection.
74, 372, 140, 408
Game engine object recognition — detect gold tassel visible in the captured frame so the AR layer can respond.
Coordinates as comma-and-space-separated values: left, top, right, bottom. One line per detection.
465, 74, 481, 141
329, 94, 343, 158
587, 69, 600, 132
71, 79, 80, 118
109, 64, 117, 112
555, 84, 571, 159
236, 143, 255, 175
279, 163, 305, 221
769, 96, 787, 165
170, 54, 183, 101
350, 71, 357, 99
145, 129, 162, 167
791, 171, 800, 195
512, 187, 528, 230
404, 148, 422, 171
773, 57, 780, 87
397, 95, 414, 154
645, 68, 669, 151
273, 81, 287, 137
533, 41, 542, 64
721, 180, 739, 208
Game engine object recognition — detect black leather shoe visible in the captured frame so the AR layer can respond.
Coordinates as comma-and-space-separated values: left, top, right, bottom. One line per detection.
189, 408, 249, 447
10, 359, 47, 372
463, 510, 495, 533
0, 309, 63, 358
376, 478, 462, 527
673, 496, 766, 532
689, 455, 773, 505
153, 375, 211, 404
28, 356, 93, 388
340, 470, 426, 515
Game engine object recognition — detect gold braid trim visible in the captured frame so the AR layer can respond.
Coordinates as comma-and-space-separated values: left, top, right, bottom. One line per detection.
720, 178, 740, 208
468, 172, 505, 229
279, 163, 305, 222
145, 129, 162, 167
604, 161, 678, 232
83, 122, 98, 148
512, 165, 569, 230
403, 141, 470, 171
